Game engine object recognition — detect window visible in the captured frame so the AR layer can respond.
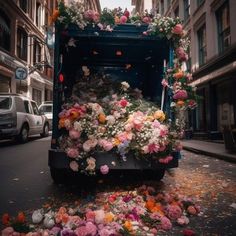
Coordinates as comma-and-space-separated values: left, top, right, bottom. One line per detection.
36, 2, 41, 27
197, 24, 207, 66
17, 27, 28, 61
183, 0, 190, 21
197, 0, 204, 7
19, 0, 27, 13
31, 101, 39, 115
24, 100, 32, 114
0, 10, 11, 51
0, 97, 12, 110
32, 88, 42, 105
216, 1, 230, 53
33, 40, 41, 64
174, 6, 179, 18
15, 97, 26, 113
0, 74, 11, 92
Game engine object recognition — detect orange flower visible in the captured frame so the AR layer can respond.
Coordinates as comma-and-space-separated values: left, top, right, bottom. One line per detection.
61, 213, 69, 224
145, 199, 156, 211
17, 212, 25, 223
98, 113, 106, 123
49, 9, 59, 25
104, 212, 114, 223
176, 100, 185, 106
173, 70, 184, 80
2, 213, 10, 225
59, 118, 66, 128
124, 220, 133, 231
114, 16, 120, 24
70, 109, 80, 120
58, 207, 67, 214
112, 138, 121, 146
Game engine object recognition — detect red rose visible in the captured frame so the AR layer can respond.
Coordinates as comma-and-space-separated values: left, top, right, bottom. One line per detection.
183, 229, 195, 236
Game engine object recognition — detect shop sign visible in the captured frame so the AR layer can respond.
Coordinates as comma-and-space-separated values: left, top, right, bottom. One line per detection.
15, 67, 28, 80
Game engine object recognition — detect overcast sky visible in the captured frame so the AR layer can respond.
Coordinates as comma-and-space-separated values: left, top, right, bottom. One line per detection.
100, 0, 134, 11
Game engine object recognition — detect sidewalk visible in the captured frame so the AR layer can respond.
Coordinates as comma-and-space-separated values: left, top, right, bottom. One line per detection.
182, 139, 236, 163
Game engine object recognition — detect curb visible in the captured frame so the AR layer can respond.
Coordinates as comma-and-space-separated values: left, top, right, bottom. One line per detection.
183, 146, 236, 163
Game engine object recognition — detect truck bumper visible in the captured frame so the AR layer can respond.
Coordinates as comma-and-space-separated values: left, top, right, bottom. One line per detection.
48, 149, 179, 170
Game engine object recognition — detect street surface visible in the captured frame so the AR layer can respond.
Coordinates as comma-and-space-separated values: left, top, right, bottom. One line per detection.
0, 136, 236, 235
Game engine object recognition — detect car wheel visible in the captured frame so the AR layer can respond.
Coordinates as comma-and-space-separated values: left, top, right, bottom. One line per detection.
40, 123, 49, 137
17, 124, 29, 143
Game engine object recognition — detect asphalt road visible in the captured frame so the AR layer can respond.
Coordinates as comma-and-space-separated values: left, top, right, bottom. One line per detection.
0, 137, 236, 235
0, 135, 56, 215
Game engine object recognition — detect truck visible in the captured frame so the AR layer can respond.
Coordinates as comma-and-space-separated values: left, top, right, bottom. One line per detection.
48, 13, 188, 184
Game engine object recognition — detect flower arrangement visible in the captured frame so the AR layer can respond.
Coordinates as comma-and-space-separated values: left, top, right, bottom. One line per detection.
58, 75, 183, 175
1, 185, 199, 235
49, 1, 198, 174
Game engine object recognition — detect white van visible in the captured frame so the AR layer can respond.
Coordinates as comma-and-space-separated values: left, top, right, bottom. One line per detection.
0, 93, 49, 143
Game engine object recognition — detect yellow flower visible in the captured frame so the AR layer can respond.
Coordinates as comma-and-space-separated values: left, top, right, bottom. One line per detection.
104, 212, 114, 223
153, 110, 165, 122
146, 115, 154, 122
124, 220, 133, 231
113, 138, 121, 146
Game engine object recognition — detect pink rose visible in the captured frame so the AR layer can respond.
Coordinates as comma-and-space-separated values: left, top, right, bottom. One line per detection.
85, 222, 97, 236
86, 211, 95, 222
120, 15, 128, 24
119, 99, 128, 108
99, 139, 111, 151
142, 16, 151, 23
160, 216, 172, 230
70, 161, 79, 171
100, 165, 109, 175
2, 227, 14, 236
75, 226, 87, 236
173, 90, 188, 100
83, 139, 97, 152
94, 209, 105, 224
124, 9, 130, 18
66, 148, 79, 158
167, 205, 182, 220
172, 24, 183, 35
175, 47, 188, 61
177, 215, 189, 226
69, 129, 81, 140
187, 205, 197, 215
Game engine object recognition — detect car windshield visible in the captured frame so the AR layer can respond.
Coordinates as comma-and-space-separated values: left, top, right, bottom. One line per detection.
39, 105, 52, 113
0, 97, 12, 110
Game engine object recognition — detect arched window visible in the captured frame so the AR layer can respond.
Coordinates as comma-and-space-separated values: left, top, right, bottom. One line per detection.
17, 27, 28, 61
0, 9, 11, 51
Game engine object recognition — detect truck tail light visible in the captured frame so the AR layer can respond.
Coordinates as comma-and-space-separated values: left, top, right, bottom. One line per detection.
59, 73, 64, 83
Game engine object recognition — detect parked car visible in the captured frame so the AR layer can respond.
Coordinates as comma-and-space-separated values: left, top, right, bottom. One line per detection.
39, 102, 53, 130
0, 93, 49, 143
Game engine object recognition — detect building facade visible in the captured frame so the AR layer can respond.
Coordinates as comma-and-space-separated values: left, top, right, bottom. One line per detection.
154, 0, 236, 139
0, 0, 58, 105
0, 0, 101, 106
